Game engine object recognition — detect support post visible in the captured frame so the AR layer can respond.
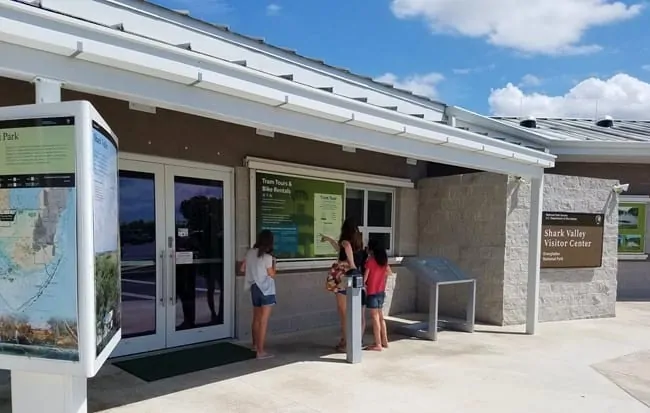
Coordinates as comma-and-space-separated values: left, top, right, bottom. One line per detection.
427, 283, 439, 341
345, 272, 363, 364
33, 77, 62, 103
12, 371, 87, 413
526, 175, 544, 335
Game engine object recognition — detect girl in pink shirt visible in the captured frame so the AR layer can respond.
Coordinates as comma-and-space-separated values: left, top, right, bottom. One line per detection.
364, 240, 391, 351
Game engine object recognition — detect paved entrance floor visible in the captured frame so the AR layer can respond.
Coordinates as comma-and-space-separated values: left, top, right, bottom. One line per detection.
1, 302, 650, 412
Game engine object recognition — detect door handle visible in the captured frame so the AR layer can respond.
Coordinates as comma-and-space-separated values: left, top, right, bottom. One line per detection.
159, 250, 166, 307
169, 249, 176, 305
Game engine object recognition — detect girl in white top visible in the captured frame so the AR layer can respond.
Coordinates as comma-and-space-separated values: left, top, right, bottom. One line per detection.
241, 230, 276, 359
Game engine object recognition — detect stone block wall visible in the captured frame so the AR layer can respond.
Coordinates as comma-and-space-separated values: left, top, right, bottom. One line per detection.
416, 173, 508, 325
504, 174, 618, 324
234, 267, 418, 341
552, 162, 650, 301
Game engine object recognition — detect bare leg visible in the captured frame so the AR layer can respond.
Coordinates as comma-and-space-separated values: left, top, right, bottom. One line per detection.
380, 311, 388, 348
251, 307, 261, 349
369, 309, 382, 350
335, 293, 347, 351
256, 305, 273, 358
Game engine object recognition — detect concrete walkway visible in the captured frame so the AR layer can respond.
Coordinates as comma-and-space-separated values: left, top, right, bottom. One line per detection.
2, 302, 650, 412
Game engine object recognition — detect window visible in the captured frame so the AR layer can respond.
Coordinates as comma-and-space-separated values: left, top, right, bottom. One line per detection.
618, 196, 650, 258
345, 186, 395, 255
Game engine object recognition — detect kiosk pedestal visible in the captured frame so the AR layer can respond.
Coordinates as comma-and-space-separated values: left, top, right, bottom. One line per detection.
12, 371, 86, 413
0, 102, 122, 413
345, 272, 364, 364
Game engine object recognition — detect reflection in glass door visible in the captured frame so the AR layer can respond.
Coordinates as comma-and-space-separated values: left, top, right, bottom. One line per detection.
114, 161, 166, 357
114, 159, 232, 357
165, 166, 231, 348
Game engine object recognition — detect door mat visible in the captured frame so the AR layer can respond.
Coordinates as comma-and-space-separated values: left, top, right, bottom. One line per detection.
113, 342, 256, 382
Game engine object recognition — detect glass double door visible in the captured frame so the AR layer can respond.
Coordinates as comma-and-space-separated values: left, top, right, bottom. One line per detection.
114, 158, 232, 357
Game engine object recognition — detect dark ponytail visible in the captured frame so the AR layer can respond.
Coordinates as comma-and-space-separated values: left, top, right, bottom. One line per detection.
372, 246, 388, 267
254, 230, 274, 257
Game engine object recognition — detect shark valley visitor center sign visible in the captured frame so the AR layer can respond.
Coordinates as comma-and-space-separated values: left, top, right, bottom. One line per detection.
541, 212, 605, 269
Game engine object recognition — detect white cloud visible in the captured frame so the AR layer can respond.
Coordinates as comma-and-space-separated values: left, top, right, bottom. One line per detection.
453, 64, 496, 75
266, 3, 282, 16
390, 0, 643, 55
518, 74, 542, 88
166, 0, 231, 16
375, 72, 444, 99
488, 73, 650, 119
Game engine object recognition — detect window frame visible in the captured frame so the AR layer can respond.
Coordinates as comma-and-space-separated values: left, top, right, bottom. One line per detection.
346, 183, 396, 256
618, 195, 650, 261
246, 157, 412, 270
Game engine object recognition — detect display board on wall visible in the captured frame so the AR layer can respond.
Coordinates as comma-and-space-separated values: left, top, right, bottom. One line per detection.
618, 202, 646, 254
255, 172, 345, 259
541, 212, 605, 269
92, 122, 121, 357
0, 117, 79, 361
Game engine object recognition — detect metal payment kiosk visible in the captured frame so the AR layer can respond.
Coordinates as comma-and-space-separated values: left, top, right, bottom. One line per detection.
345, 271, 364, 364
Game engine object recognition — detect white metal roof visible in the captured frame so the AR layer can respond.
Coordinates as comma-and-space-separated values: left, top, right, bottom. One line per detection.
0, 0, 555, 177
22, 0, 553, 153
493, 117, 650, 143
447, 106, 650, 163
31, 0, 447, 122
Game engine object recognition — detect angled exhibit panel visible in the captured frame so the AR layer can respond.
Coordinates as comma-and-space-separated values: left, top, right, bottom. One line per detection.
402, 257, 477, 341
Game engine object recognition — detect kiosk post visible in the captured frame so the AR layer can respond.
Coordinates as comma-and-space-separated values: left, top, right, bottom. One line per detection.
12, 371, 86, 413
345, 272, 364, 364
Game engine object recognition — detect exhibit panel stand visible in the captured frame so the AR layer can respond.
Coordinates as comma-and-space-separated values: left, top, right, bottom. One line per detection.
401, 257, 477, 341
0, 101, 122, 413
12, 371, 86, 413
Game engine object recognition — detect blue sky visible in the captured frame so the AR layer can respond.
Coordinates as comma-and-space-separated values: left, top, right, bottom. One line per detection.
155, 0, 650, 119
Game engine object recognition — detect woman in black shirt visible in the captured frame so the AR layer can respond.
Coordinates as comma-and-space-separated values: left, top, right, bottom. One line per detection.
321, 217, 366, 352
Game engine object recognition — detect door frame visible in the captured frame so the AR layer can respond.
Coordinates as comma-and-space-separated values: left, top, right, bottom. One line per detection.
163, 164, 234, 348
113, 153, 235, 357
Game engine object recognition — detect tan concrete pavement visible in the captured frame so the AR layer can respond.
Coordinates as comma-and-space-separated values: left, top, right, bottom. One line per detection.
2, 302, 650, 412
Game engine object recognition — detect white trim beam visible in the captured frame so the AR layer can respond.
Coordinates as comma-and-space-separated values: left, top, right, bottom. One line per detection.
0, 43, 548, 178
0, 1, 554, 174
245, 157, 414, 188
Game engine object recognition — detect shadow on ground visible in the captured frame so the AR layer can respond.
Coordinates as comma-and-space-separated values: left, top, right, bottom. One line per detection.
592, 350, 650, 407
0, 324, 438, 412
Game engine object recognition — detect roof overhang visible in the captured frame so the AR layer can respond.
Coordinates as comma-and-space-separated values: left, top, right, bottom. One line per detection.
446, 106, 553, 147
551, 141, 650, 164
0, 1, 554, 177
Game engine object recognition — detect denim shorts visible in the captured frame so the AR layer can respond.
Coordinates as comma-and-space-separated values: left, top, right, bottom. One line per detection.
336, 289, 367, 307
366, 292, 385, 309
251, 284, 276, 307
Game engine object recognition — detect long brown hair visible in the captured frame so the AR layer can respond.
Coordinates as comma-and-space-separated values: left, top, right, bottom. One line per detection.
339, 217, 362, 251
254, 230, 274, 257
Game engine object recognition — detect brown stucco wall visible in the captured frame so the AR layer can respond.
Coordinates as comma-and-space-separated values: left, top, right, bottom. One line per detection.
552, 162, 650, 196
0, 76, 425, 180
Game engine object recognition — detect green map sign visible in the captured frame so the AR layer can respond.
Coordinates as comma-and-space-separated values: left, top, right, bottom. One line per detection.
0, 123, 76, 176
256, 172, 345, 259
0, 117, 79, 362
618, 202, 646, 254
